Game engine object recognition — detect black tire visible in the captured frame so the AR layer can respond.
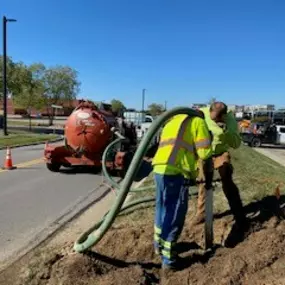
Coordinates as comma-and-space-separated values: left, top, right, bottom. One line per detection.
91, 166, 102, 174
250, 138, 262, 147
46, 162, 61, 172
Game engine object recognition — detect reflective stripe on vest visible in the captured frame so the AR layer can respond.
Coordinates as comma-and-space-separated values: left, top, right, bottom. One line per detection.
158, 117, 193, 165
195, 138, 211, 149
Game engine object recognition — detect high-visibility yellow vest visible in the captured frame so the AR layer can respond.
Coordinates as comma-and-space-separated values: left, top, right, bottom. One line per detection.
152, 114, 212, 179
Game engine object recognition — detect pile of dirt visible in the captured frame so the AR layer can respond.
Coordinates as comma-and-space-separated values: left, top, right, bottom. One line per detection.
11, 197, 285, 285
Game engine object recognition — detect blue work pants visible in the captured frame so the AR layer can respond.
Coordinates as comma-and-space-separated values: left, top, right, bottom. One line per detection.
153, 173, 189, 266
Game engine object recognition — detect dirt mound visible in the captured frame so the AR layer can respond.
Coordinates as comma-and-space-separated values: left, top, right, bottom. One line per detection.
15, 197, 285, 285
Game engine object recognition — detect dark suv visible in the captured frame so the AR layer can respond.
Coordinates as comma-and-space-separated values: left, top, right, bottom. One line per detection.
241, 122, 277, 147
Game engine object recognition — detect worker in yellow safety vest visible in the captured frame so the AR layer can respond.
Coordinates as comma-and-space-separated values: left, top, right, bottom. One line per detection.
151, 111, 214, 270
193, 102, 250, 247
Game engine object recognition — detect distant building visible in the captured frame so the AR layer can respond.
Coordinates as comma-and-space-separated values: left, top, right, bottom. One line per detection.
227, 104, 239, 112
190, 103, 207, 109
243, 104, 275, 112
0, 98, 80, 116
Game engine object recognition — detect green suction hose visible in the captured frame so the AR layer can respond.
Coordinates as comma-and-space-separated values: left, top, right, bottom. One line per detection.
101, 134, 156, 193
73, 107, 203, 253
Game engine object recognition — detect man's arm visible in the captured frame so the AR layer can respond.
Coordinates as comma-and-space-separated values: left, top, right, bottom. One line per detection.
193, 118, 212, 160
224, 111, 242, 149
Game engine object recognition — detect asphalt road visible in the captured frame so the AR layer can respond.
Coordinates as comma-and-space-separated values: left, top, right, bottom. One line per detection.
0, 144, 109, 265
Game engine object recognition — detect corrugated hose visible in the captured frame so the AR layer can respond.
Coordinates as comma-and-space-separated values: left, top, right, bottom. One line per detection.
73, 107, 217, 253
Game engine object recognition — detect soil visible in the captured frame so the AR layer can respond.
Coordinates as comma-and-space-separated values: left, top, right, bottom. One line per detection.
0, 195, 282, 285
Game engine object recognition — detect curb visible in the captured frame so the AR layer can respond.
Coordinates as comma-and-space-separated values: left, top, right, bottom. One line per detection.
0, 176, 150, 272
0, 136, 64, 150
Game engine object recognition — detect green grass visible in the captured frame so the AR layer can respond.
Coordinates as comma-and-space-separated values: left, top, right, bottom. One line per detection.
0, 132, 59, 148
118, 145, 285, 224
233, 145, 285, 196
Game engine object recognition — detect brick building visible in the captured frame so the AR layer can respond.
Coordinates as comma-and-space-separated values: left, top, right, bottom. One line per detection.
0, 98, 80, 116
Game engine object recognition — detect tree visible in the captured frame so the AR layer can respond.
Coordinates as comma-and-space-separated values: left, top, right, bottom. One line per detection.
13, 64, 45, 130
147, 103, 164, 117
111, 99, 125, 115
42, 65, 80, 125
0, 56, 28, 99
0, 58, 81, 125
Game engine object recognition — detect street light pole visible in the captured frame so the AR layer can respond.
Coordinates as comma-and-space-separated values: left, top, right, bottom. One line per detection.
2, 16, 16, 136
142, 88, 146, 113
2, 17, 7, 136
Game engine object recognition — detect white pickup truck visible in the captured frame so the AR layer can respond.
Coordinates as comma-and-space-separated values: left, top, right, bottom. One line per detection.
136, 115, 154, 139
123, 111, 161, 145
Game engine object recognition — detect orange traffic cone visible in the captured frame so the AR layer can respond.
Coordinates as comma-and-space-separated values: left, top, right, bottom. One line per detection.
3, 147, 16, 170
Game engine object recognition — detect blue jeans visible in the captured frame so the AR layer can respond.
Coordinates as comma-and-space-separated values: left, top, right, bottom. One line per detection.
153, 173, 189, 265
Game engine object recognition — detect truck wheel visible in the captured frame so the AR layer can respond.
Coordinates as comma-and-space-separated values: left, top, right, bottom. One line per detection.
46, 162, 61, 172
91, 166, 102, 174
250, 138, 262, 147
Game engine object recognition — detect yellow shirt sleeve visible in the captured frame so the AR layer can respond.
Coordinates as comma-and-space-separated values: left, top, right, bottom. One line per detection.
192, 117, 213, 160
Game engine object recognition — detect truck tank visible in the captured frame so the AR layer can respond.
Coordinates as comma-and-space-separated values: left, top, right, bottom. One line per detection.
44, 100, 137, 175
64, 101, 114, 156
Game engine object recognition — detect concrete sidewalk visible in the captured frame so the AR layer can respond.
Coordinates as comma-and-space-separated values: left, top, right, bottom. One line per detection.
254, 146, 285, 167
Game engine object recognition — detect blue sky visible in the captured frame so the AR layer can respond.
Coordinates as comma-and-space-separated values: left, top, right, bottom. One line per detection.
2, 0, 285, 109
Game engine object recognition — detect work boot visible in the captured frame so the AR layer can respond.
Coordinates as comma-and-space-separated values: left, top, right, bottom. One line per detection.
161, 256, 185, 272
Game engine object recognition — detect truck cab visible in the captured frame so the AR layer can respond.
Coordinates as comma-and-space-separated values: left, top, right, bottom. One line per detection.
276, 125, 285, 145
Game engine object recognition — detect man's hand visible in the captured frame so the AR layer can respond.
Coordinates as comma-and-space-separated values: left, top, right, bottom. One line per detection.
217, 121, 227, 132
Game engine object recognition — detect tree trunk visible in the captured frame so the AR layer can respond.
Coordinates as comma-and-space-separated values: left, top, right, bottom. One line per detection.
29, 116, 32, 132
47, 106, 54, 126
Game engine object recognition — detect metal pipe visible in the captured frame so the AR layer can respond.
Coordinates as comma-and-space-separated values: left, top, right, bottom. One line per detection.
2, 16, 16, 136
142, 88, 146, 112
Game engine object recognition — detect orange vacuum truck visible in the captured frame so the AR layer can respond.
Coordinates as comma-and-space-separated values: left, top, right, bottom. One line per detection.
44, 100, 138, 175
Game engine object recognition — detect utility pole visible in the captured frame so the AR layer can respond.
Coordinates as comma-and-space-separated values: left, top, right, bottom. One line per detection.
142, 88, 146, 113
2, 16, 17, 136
164, 101, 167, 111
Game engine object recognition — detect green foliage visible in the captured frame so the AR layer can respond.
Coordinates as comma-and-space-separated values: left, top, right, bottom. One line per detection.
13, 64, 45, 112
0, 57, 80, 125
42, 66, 80, 105
0, 56, 28, 98
147, 103, 164, 116
111, 99, 125, 114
